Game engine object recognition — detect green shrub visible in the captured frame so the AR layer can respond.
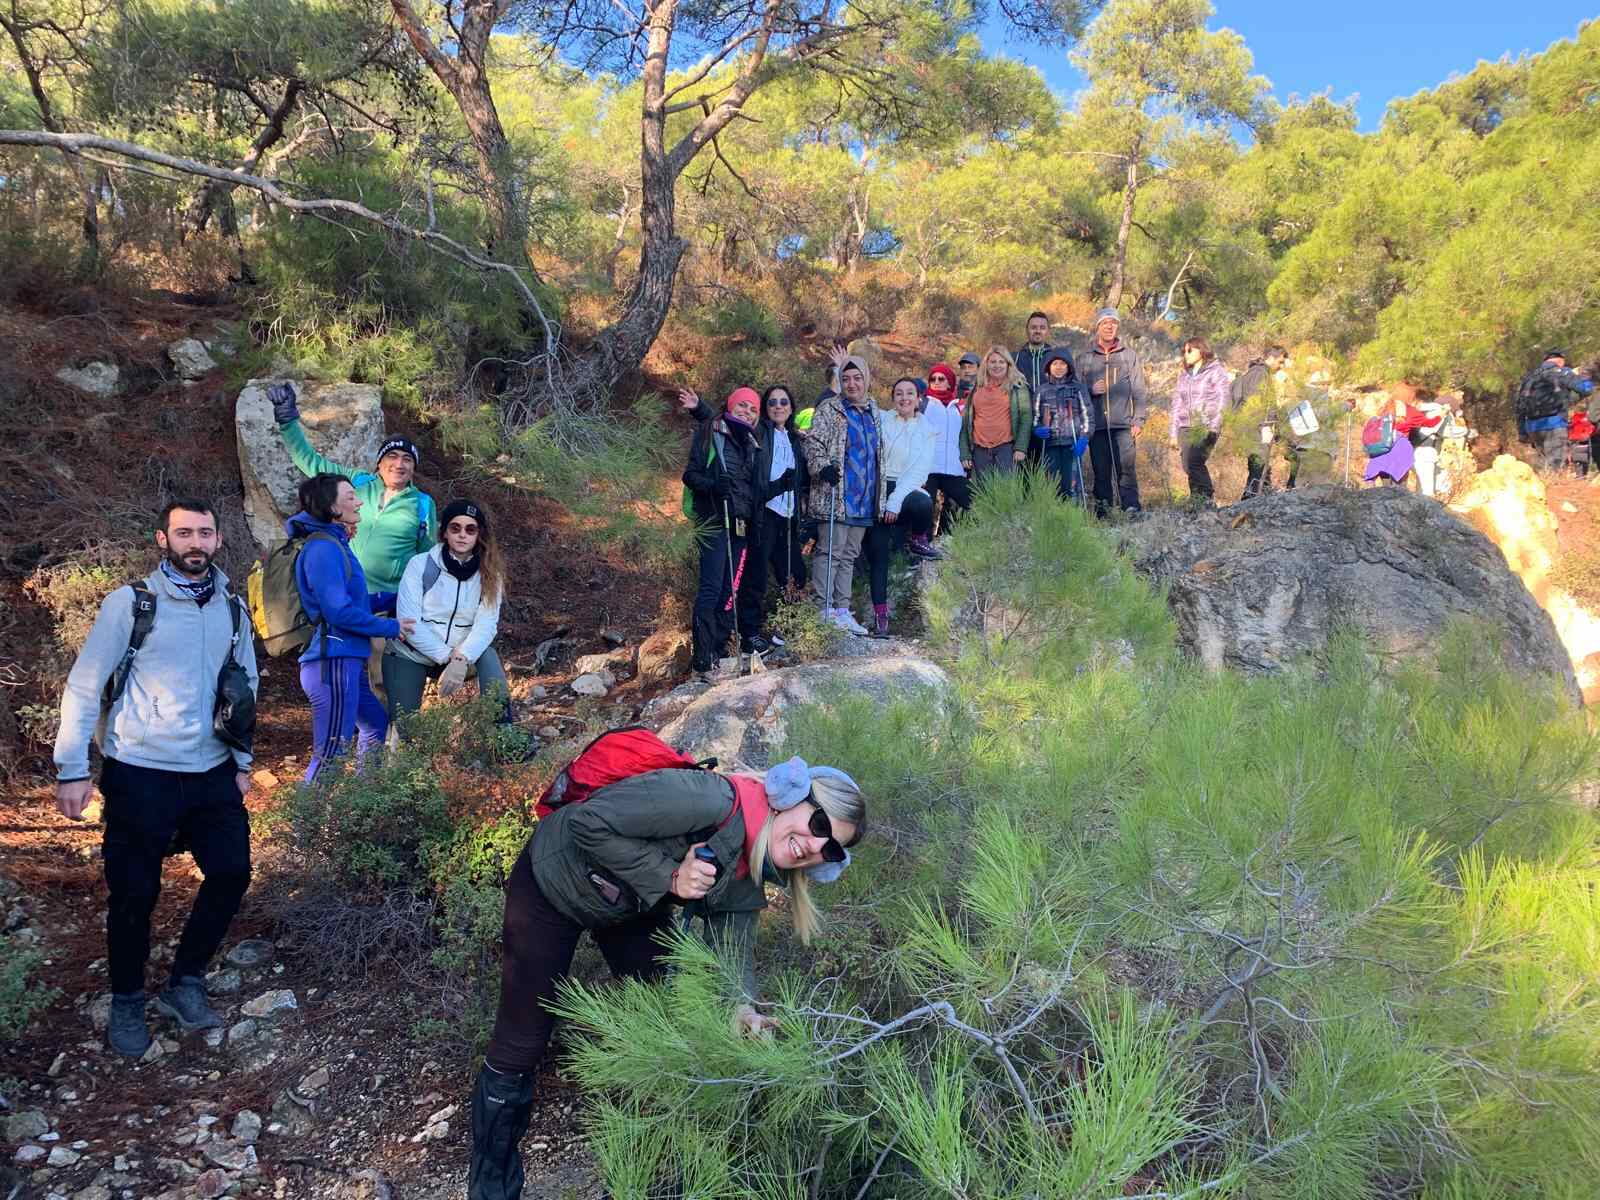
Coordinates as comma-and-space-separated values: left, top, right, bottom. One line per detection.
554, 473, 1600, 1199
696, 294, 781, 347
767, 598, 844, 662
0, 938, 58, 1040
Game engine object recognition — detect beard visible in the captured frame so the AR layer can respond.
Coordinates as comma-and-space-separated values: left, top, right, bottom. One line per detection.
165, 545, 215, 578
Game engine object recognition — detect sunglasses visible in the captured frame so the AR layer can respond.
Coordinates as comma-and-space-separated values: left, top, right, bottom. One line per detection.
806, 802, 848, 863
447, 521, 479, 535
768, 396, 793, 406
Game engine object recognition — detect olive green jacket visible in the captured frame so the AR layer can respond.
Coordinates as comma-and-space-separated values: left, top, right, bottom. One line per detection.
529, 768, 766, 994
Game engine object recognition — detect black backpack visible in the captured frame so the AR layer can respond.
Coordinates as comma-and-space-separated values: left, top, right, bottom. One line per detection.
1515, 365, 1567, 423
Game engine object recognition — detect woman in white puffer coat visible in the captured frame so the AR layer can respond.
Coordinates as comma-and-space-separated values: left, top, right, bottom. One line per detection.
861, 378, 938, 636
382, 498, 512, 730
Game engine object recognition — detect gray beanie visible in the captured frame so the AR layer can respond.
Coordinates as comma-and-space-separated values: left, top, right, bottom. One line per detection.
1094, 307, 1121, 326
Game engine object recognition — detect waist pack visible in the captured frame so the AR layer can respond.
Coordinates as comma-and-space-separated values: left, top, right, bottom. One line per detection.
246, 531, 350, 657
1362, 415, 1395, 457
536, 726, 716, 820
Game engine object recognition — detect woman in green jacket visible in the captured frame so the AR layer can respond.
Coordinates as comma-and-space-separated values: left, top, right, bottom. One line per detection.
468, 755, 866, 1200
958, 346, 1032, 478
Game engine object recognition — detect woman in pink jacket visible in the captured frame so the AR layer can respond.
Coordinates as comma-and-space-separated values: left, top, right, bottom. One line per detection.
1169, 337, 1231, 503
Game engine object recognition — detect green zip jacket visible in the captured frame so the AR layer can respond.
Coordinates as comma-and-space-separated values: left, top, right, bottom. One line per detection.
278, 419, 436, 594
958, 378, 1033, 460
529, 768, 766, 996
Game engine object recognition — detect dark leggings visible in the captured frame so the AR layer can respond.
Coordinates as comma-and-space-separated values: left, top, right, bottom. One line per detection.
863, 484, 933, 605
484, 848, 676, 1075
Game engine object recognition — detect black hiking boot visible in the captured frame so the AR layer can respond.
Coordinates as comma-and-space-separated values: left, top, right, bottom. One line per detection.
469, 1064, 535, 1200
155, 975, 223, 1032
107, 991, 152, 1058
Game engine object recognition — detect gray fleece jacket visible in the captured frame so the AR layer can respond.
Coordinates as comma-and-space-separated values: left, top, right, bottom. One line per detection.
54, 566, 259, 780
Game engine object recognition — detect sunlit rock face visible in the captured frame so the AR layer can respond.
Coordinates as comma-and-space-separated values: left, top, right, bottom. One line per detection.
1450, 455, 1600, 704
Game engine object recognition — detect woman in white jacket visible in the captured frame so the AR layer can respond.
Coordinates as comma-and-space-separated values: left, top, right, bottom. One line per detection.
862, 379, 938, 636
382, 498, 512, 728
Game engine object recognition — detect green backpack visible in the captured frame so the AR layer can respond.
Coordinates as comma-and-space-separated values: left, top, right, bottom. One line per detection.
246, 531, 350, 657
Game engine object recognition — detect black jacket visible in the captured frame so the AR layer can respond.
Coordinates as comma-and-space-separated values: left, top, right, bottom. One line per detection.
1231, 360, 1269, 411
753, 419, 810, 518
683, 401, 760, 528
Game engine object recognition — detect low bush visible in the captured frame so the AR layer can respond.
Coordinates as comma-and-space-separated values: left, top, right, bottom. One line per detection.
556, 474, 1600, 1199
767, 598, 844, 663
0, 937, 58, 1040
264, 695, 544, 1049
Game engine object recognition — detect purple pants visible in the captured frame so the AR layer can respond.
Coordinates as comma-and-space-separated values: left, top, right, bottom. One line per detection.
299, 657, 388, 782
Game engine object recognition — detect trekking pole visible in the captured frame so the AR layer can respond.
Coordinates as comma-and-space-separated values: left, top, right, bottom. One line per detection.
825, 484, 837, 612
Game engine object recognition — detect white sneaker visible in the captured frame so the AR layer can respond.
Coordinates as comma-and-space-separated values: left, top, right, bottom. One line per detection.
838, 609, 870, 636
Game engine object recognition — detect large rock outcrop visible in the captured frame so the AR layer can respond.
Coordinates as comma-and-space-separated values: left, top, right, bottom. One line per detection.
1122, 485, 1580, 702
657, 647, 949, 769
235, 380, 385, 547
1449, 455, 1600, 703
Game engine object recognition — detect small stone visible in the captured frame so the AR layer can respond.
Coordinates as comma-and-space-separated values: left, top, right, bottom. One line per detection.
538, 725, 560, 740
87, 994, 112, 1032
167, 338, 218, 380
56, 362, 120, 398
225, 940, 274, 968
48, 1052, 68, 1077
230, 1111, 262, 1144
528, 684, 548, 699
114, 1156, 129, 1171
14, 1145, 46, 1165
73, 1185, 111, 1200
239, 989, 296, 1018
202, 1139, 256, 1172
40, 1131, 60, 1142
205, 969, 242, 995
203, 1029, 224, 1049
195, 1168, 230, 1199
600, 627, 625, 647
297, 1067, 330, 1095
570, 672, 611, 697
227, 1019, 258, 1045
48, 1146, 82, 1167
425, 1105, 457, 1126
5, 1110, 49, 1140
1561, 500, 1579, 513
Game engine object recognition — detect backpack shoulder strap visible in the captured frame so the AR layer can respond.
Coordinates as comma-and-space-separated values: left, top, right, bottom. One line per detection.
302, 530, 354, 583
104, 581, 157, 709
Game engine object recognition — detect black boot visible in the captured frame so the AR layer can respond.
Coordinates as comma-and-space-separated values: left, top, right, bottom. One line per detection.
469, 1063, 535, 1200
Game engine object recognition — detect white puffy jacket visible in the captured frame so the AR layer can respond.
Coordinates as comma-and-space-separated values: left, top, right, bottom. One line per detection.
876, 409, 935, 515
392, 546, 501, 666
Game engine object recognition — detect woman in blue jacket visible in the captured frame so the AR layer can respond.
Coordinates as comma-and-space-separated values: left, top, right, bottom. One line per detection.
289, 473, 415, 782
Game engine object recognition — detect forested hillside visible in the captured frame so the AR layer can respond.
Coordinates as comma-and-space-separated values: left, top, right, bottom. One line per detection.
4, 0, 1597, 426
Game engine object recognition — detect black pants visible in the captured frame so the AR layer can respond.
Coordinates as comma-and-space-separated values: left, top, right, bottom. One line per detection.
691, 523, 751, 670
484, 848, 675, 1075
1088, 427, 1141, 514
736, 508, 805, 642
1181, 432, 1218, 500
864, 486, 933, 605
925, 473, 971, 535
100, 757, 251, 996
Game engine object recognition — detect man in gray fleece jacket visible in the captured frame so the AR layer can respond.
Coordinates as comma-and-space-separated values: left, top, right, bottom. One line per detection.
54, 499, 260, 1057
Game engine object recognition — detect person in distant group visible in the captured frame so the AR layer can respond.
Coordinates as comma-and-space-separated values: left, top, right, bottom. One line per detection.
288, 474, 414, 781
679, 386, 762, 677
269, 383, 435, 701
1232, 345, 1288, 498
804, 348, 883, 635
54, 500, 259, 1058
955, 352, 981, 404
921, 361, 970, 537
959, 347, 1031, 479
739, 384, 809, 646
1081, 308, 1148, 514
385, 499, 518, 732
864, 378, 938, 635
1031, 348, 1093, 503
1016, 312, 1062, 469
1169, 337, 1230, 503
1515, 349, 1594, 472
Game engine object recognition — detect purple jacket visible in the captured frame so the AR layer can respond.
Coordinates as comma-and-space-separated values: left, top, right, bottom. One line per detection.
1171, 359, 1230, 435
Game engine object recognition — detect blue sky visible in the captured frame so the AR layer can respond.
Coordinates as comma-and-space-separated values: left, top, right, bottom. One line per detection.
986, 2, 1597, 130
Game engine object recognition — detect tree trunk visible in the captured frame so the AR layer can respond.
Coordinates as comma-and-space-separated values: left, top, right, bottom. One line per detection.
389, 0, 525, 260
1108, 148, 1140, 311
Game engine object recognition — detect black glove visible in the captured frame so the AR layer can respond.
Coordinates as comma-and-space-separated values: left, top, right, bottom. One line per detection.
712, 473, 733, 500
267, 382, 300, 426
816, 464, 841, 486
776, 467, 796, 490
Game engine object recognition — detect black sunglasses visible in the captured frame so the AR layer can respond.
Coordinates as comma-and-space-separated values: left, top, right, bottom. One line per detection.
806, 802, 848, 863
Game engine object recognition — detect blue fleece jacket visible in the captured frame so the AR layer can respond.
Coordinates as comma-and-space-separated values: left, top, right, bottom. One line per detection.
287, 512, 401, 663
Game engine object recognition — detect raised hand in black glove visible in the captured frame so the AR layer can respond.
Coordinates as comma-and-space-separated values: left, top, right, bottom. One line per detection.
267, 382, 301, 426
816, 464, 841, 486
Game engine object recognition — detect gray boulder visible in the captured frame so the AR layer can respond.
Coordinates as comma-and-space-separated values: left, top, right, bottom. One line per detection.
167, 338, 218, 380
235, 380, 385, 547
658, 649, 949, 769
55, 362, 119, 398
1121, 485, 1580, 701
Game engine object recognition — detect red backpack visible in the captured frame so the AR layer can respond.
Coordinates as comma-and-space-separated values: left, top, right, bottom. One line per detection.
536, 727, 715, 820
